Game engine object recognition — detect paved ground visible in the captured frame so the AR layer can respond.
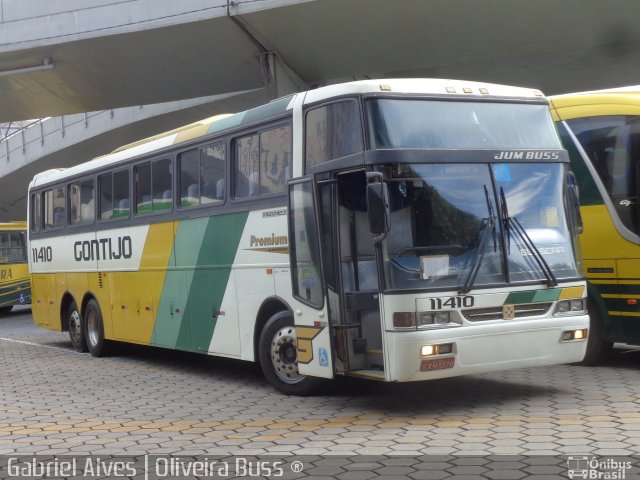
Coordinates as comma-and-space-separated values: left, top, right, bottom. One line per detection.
1, 308, 640, 478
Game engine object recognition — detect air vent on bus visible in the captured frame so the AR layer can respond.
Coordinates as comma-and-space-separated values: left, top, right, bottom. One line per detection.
462, 302, 552, 321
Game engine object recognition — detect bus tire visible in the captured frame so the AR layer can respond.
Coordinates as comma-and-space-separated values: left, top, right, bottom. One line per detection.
84, 299, 110, 357
68, 301, 87, 353
581, 297, 612, 365
258, 311, 323, 396
0, 306, 12, 315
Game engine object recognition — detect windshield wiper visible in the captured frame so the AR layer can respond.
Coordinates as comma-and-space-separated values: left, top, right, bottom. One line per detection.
460, 186, 496, 294
499, 187, 557, 287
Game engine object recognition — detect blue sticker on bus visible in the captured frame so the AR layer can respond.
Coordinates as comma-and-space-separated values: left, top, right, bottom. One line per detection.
319, 347, 329, 367
493, 164, 512, 182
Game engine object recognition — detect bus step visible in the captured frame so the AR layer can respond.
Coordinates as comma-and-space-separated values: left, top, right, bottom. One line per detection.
347, 369, 385, 381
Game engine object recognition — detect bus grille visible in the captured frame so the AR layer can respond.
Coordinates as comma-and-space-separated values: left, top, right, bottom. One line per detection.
461, 302, 553, 321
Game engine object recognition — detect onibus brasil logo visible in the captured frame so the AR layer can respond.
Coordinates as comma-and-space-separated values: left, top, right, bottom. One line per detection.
567, 456, 632, 479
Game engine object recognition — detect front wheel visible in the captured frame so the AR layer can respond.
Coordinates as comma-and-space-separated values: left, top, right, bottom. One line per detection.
581, 297, 612, 365
84, 299, 110, 357
68, 301, 87, 352
258, 311, 323, 396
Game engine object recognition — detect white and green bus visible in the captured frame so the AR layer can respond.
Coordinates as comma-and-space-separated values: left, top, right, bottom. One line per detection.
28, 79, 589, 394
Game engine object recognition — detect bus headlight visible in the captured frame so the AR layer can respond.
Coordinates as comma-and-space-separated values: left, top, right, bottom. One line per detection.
393, 312, 415, 328
394, 311, 462, 329
555, 299, 586, 315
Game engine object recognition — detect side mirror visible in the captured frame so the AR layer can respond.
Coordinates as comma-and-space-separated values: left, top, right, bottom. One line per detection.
367, 181, 390, 237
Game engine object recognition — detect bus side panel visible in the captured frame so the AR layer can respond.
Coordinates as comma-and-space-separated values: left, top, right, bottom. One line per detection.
185, 212, 247, 355
579, 204, 640, 343
153, 214, 247, 354
31, 274, 58, 329
613, 259, 640, 343
0, 263, 31, 307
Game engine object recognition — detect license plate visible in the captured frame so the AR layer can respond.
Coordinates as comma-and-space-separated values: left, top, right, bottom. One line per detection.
420, 356, 455, 372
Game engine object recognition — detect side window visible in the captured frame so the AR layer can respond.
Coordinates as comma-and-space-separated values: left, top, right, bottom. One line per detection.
566, 115, 640, 234
136, 159, 172, 215
0, 232, 25, 263
305, 100, 363, 171
235, 134, 259, 198
69, 179, 95, 226
43, 186, 65, 231
179, 142, 225, 208
135, 163, 152, 215
152, 158, 172, 212
30, 193, 41, 233
235, 125, 291, 198
260, 126, 291, 195
99, 169, 130, 220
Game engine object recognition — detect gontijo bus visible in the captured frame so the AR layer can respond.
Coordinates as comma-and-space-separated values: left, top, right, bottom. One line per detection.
28, 79, 589, 395
0, 221, 31, 313
550, 86, 640, 363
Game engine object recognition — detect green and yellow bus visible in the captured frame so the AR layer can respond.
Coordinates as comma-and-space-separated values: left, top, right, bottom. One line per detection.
29, 79, 588, 394
551, 86, 640, 363
0, 221, 31, 313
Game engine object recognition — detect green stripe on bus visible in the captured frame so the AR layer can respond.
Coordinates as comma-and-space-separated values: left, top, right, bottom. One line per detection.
152, 213, 249, 351
153, 218, 209, 348
505, 288, 561, 305
179, 212, 248, 352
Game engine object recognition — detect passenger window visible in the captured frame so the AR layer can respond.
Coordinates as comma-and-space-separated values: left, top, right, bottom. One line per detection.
305, 100, 363, 171
0, 232, 25, 263
69, 179, 95, 226
135, 163, 152, 215
99, 169, 129, 220
43, 187, 65, 230
260, 126, 290, 195
30, 194, 41, 233
235, 134, 259, 198
152, 158, 172, 212
179, 143, 225, 208
235, 125, 291, 198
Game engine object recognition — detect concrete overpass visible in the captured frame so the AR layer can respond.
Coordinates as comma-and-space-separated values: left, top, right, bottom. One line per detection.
1, 0, 640, 220
2, 0, 640, 121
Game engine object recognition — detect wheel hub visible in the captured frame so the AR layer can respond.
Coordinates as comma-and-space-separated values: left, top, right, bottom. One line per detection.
270, 326, 304, 384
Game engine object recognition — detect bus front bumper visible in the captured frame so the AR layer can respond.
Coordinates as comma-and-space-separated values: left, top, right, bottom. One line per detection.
385, 315, 589, 382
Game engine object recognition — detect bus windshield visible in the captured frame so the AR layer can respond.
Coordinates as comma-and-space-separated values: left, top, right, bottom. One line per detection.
367, 99, 561, 149
382, 163, 579, 291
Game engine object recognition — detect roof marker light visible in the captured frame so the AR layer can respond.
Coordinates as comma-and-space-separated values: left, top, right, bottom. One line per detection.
479, 88, 489, 94
379, 84, 391, 91
463, 88, 473, 94
446, 87, 456, 93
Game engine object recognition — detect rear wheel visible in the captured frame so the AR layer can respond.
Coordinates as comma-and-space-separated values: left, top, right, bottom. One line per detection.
68, 301, 87, 352
0, 306, 12, 315
258, 311, 323, 396
84, 299, 110, 357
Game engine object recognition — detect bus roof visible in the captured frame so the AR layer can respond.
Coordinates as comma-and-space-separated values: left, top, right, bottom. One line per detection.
549, 85, 640, 120
30, 78, 546, 189
303, 78, 545, 105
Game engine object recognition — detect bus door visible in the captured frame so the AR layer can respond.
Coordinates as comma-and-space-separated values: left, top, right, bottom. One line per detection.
317, 170, 385, 378
288, 178, 334, 380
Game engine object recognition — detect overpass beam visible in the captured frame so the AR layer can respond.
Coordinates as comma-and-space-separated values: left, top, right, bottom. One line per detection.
229, 14, 307, 98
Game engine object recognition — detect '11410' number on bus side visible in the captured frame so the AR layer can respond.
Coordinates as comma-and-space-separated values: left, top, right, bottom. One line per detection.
32, 247, 52, 263
430, 296, 474, 310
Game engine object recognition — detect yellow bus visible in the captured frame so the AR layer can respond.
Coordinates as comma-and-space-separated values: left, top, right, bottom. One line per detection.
0, 221, 31, 313
28, 79, 588, 394
550, 86, 640, 363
